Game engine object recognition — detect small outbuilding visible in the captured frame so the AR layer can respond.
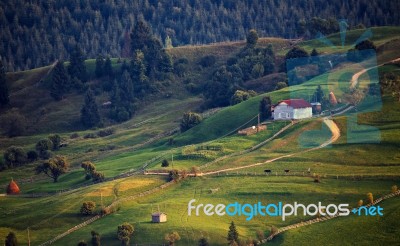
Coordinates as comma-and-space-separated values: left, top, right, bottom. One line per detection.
152, 212, 167, 223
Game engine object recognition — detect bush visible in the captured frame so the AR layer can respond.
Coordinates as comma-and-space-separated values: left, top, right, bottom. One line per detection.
199, 55, 216, 67
92, 171, 105, 182
39, 150, 53, 160
70, 133, 80, 139
180, 112, 203, 132
49, 134, 61, 150
161, 159, 170, 167
80, 201, 96, 215
117, 223, 134, 246
97, 128, 115, 137
27, 150, 39, 162
84, 133, 98, 139
4, 146, 27, 168
35, 139, 53, 153
168, 169, 180, 182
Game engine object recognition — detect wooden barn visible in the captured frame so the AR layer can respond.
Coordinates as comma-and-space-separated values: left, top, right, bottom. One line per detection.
152, 212, 167, 223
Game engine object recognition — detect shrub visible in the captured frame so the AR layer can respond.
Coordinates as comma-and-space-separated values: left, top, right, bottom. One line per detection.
161, 159, 170, 167
4, 146, 27, 168
275, 81, 288, 90
165, 232, 181, 246
392, 185, 398, 193
97, 128, 115, 137
70, 133, 80, 139
27, 150, 39, 162
84, 133, 98, 139
49, 134, 61, 150
180, 112, 203, 132
80, 201, 96, 215
168, 169, 180, 182
117, 223, 134, 246
39, 150, 53, 160
92, 171, 105, 183
199, 55, 216, 67
357, 200, 363, 207
35, 139, 53, 153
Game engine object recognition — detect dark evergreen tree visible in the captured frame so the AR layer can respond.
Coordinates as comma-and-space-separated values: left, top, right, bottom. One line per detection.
50, 61, 69, 101
91, 231, 101, 246
131, 20, 152, 52
259, 96, 272, 121
198, 237, 209, 246
95, 55, 105, 78
103, 57, 113, 78
131, 50, 148, 96
5, 231, 18, 246
246, 29, 259, 46
0, 60, 10, 106
80, 89, 101, 128
68, 46, 87, 83
227, 221, 239, 245
313, 85, 324, 102
120, 70, 134, 103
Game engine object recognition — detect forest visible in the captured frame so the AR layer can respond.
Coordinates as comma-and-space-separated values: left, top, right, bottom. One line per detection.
1, 0, 399, 71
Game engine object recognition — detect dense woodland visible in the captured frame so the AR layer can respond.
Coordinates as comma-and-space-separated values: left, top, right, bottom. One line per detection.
1, 0, 399, 71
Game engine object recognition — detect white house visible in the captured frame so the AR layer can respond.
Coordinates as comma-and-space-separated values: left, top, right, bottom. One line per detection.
273, 99, 312, 120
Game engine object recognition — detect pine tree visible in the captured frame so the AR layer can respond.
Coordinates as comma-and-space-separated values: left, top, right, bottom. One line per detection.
95, 55, 105, 78
120, 70, 134, 103
227, 221, 239, 244
103, 57, 113, 78
131, 50, 148, 96
80, 89, 101, 128
68, 46, 87, 83
259, 96, 272, 121
0, 60, 10, 106
50, 61, 69, 101
5, 231, 18, 246
131, 20, 152, 52
313, 85, 324, 102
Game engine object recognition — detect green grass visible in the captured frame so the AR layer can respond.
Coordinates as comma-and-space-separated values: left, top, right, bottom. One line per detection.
51, 176, 400, 246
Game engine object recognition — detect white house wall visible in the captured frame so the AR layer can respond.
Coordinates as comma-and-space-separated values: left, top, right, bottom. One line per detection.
273, 105, 312, 120
273, 105, 294, 120
293, 107, 312, 119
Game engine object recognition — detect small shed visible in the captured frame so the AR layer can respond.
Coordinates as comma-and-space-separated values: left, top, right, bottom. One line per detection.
152, 212, 167, 223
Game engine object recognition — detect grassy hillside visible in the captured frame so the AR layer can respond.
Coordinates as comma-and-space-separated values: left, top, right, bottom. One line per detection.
1, 26, 400, 245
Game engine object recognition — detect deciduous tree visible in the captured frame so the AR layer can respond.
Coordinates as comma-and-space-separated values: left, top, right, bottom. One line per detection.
117, 223, 134, 246
35, 155, 69, 182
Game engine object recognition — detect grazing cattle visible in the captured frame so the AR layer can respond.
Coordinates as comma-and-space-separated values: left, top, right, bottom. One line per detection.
284, 169, 290, 173
264, 169, 271, 173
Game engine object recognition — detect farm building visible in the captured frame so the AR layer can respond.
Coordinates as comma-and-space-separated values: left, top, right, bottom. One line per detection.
152, 212, 167, 223
273, 99, 312, 120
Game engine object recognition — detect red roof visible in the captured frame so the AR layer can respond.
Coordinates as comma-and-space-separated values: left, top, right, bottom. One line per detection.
276, 99, 312, 109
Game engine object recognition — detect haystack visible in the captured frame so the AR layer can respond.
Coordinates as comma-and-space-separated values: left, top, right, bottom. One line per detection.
6, 179, 20, 195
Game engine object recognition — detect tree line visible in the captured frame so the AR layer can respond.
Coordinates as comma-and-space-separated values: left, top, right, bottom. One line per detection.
1, 0, 399, 71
